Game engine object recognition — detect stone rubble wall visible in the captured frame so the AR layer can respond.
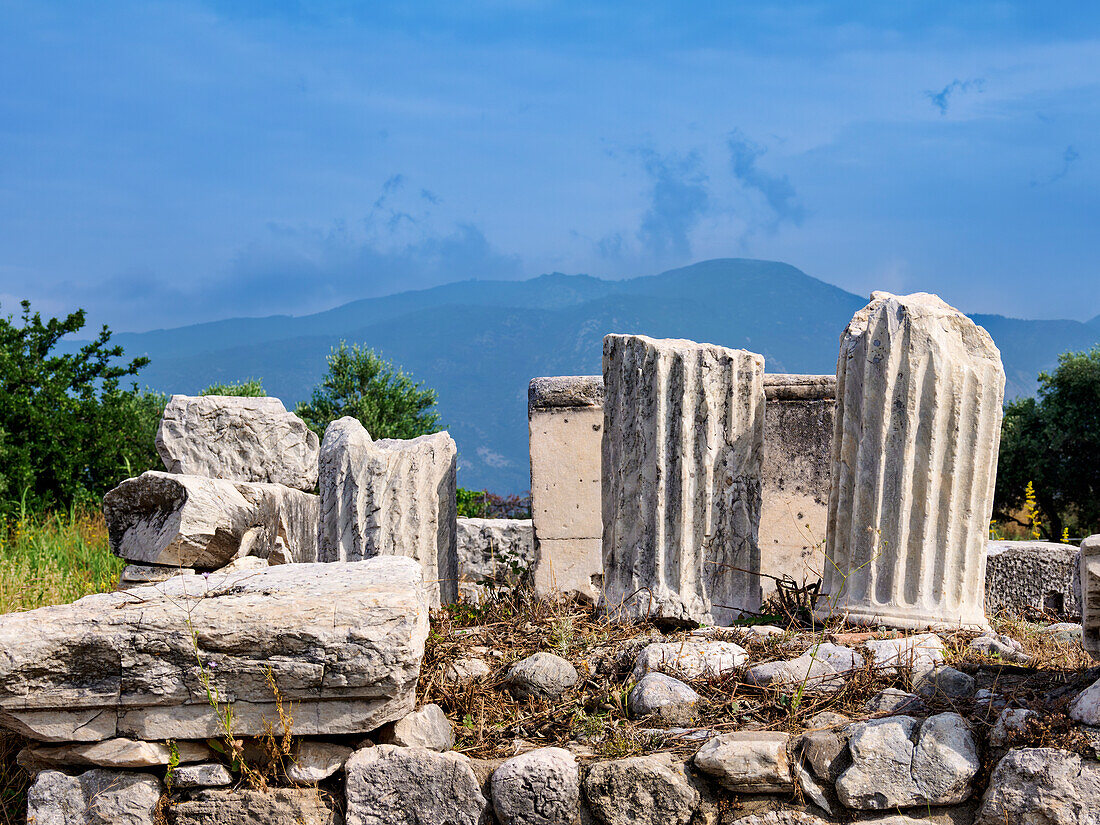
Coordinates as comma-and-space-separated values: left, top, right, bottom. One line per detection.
456, 517, 535, 602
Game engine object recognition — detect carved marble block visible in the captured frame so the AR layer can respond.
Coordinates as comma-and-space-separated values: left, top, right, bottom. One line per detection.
318, 417, 458, 606
816, 292, 1006, 630
601, 334, 766, 625
1081, 535, 1100, 659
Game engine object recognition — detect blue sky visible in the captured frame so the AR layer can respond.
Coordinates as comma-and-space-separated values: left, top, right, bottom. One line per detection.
1, 1, 1098, 331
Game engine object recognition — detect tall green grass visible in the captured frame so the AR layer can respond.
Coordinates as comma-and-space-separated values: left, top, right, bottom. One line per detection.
0, 505, 122, 615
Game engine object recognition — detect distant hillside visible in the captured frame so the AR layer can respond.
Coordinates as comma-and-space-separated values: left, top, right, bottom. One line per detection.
93, 259, 1100, 492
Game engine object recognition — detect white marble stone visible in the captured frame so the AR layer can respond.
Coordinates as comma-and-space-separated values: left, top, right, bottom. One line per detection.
817, 292, 1005, 630
1081, 535, 1100, 659
602, 334, 766, 625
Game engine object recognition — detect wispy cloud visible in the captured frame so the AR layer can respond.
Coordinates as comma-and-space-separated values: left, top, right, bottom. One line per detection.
726, 130, 805, 226
1031, 145, 1080, 186
636, 149, 710, 260
925, 78, 984, 114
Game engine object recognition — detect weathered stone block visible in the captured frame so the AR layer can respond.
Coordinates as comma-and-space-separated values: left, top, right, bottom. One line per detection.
457, 517, 535, 602
104, 471, 319, 569
528, 376, 605, 603
817, 292, 1005, 630
1080, 535, 1100, 658
0, 558, 427, 741
583, 753, 700, 825
975, 747, 1100, 825
602, 334, 766, 625
694, 731, 793, 793
318, 417, 457, 606
28, 769, 162, 825
156, 394, 319, 490
985, 540, 1080, 617
168, 788, 342, 824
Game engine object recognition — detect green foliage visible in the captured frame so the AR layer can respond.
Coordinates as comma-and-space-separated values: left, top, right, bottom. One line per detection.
295, 342, 440, 440
0, 300, 163, 514
456, 488, 491, 518
995, 345, 1100, 539
200, 378, 266, 397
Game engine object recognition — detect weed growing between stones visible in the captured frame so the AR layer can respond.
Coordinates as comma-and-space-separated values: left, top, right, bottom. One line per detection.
0, 729, 27, 825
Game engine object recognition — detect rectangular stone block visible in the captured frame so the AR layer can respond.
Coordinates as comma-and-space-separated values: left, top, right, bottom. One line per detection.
985, 540, 1081, 618
0, 558, 428, 742
1082, 535, 1100, 658
528, 376, 604, 602
456, 517, 535, 602
318, 417, 458, 606
601, 334, 766, 625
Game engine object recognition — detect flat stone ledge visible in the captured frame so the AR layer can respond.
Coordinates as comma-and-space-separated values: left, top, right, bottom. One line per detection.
763, 374, 837, 401
528, 376, 605, 412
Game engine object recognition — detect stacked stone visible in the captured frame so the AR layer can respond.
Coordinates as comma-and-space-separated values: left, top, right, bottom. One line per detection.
601, 334, 767, 625
317, 416, 458, 606
817, 292, 1006, 630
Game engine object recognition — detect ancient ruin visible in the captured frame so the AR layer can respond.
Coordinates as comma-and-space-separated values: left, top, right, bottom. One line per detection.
817, 292, 1006, 630
601, 333, 767, 625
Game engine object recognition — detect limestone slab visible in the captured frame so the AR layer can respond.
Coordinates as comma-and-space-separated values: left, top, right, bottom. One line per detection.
694, 731, 793, 793
985, 540, 1081, 618
0, 558, 427, 741
19, 738, 212, 770
1081, 535, 1100, 658
974, 748, 1100, 825
156, 394, 319, 490
28, 769, 162, 825
168, 788, 342, 825
583, 753, 700, 825
457, 517, 535, 602
817, 293, 1005, 630
602, 334, 766, 625
491, 747, 579, 825
318, 416, 457, 606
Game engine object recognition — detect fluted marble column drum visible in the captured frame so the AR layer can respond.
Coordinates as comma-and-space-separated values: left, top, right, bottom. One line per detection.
601, 334, 766, 625
815, 292, 1005, 630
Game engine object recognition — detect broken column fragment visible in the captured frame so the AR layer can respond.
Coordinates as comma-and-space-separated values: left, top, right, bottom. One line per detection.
156, 394, 320, 491
528, 375, 605, 602
1081, 534, 1100, 659
816, 292, 1006, 630
601, 334, 766, 625
317, 417, 458, 606
0, 558, 428, 742
104, 470, 319, 569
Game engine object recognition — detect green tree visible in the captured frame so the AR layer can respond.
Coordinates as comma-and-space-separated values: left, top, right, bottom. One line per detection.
296, 342, 440, 440
995, 345, 1100, 539
0, 300, 162, 513
200, 378, 266, 397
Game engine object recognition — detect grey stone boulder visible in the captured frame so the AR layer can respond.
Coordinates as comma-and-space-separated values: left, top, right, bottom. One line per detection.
863, 634, 944, 676
836, 713, 979, 810
583, 753, 700, 825
969, 632, 1030, 664
286, 741, 354, 784
172, 762, 233, 788
104, 471, 319, 568
990, 708, 1038, 747
457, 517, 535, 601
345, 745, 490, 825
631, 639, 748, 682
744, 643, 863, 694
798, 712, 850, 782
444, 657, 493, 685
1043, 623, 1084, 644
864, 688, 926, 716
694, 731, 792, 792
915, 666, 975, 700
975, 748, 1100, 825
506, 653, 578, 700
378, 703, 453, 751
156, 394, 319, 490
28, 769, 162, 825
491, 747, 579, 825
985, 539, 1080, 617
0, 558, 427, 742
1069, 675, 1100, 725
628, 673, 700, 724
167, 788, 341, 824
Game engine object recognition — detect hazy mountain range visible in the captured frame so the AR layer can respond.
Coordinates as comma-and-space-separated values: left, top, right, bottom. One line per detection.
101, 259, 1100, 492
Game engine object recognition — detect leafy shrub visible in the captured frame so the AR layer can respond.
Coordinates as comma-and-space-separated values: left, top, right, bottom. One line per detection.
200, 378, 266, 397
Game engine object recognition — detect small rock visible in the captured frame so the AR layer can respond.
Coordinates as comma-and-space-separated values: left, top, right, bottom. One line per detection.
741, 625, 786, 639
1069, 675, 1100, 725
28, 769, 162, 825
286, 741, 354, 784
631, 639, 748, 682
990, 708, 1038, 747
864, 688, 927, 716
694, 731, 792, 792
799, 712, 850, 783
836, 713, 979, 810
863, 633, 945, 676
218, 555, 270, 574
169, 788, 340, 824
1042, 622, 1084, 644
793, 759, 833, 815
915, 665, 975, 699
583, 753, 699, 825
975, 747, 1100, 824
378, 704, 453, 751
628, 673, 701, 724
443, 657, 492, 685
744, 643, 864, 694
172, 762, 233, 788
969, 632, 1030, 664
491, 747, 579, 825
974, 689, 1008, 712
506, 653, 578, 700
345, 745, 490, 825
